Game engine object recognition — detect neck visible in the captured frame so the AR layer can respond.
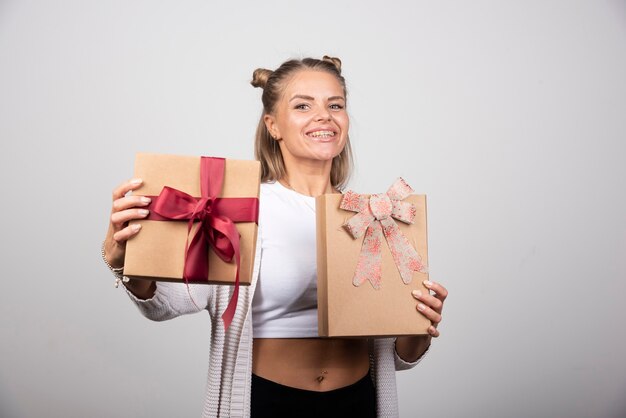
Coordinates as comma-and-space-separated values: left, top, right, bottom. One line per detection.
280, 176, 334, 197
280, 160, 335, 197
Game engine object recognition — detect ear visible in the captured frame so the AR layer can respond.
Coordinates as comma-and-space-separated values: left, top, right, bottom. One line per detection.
264, 114, 281, 140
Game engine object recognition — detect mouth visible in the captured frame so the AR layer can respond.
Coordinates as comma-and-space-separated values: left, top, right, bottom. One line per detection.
306, 130, 337, 142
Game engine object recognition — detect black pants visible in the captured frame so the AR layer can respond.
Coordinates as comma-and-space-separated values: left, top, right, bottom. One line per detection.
251, 372, 377, 418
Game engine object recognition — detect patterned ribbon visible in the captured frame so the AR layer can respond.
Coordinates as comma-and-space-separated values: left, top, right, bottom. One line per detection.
144, 157, 259, 330
340, 178, 427, 289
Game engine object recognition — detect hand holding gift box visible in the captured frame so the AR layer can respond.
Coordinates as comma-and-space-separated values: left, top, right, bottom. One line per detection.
123, 153, 261, 329
316, 178, 431, 337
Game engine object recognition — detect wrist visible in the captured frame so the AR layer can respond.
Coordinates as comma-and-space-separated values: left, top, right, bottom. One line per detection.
395, 335, 432, 363
101, 240, 129, 287
124, 279, 157, 300
103, 239, 124, 269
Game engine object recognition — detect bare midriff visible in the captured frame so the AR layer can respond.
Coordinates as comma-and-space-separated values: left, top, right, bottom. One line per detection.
252, 338, 370, 391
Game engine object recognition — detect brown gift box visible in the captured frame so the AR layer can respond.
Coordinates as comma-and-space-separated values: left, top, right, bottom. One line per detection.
316, 192, 430, 337
124, 153, 261, 285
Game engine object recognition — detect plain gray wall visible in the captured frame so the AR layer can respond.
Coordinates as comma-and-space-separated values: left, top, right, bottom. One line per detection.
1, 1, 625, 417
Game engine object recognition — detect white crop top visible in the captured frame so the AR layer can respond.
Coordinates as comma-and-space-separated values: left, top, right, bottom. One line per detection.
251, 181, 319, 338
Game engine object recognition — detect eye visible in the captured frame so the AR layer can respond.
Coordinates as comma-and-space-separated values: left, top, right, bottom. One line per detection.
329, 103, 345, 110
295, 103, 310, 110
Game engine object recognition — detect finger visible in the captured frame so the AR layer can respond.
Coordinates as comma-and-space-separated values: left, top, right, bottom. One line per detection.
112, 178, 144, 201
112, 223, 142, 244
412, 290, 443, 313
112, 195, 152, 213
110, 208, 150, 227
428, 325, 440, 338
423, 280, 448, 302
416, 302, 442, 324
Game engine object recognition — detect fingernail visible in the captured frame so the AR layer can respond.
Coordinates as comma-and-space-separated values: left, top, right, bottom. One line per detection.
412, 290, 422, 298
131, 223, 142, 232
131, 178, 143, 185
423, 280, 433, 288
138, 209, 149, 216
417, 303, 426, 311
140, 196, 152, 204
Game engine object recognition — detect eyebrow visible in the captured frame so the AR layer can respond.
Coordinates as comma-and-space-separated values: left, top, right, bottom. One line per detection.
289, 94, 346, 102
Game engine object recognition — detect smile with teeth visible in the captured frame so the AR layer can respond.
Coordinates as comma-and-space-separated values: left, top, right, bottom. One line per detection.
307, 130, 336, 139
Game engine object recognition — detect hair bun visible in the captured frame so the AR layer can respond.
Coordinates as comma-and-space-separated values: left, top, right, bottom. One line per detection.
251, 68, 273, 89
322, 56, 342, 74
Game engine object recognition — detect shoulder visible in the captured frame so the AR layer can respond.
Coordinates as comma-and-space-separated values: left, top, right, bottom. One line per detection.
260, 181, 280, 197
259, 181, 288, 208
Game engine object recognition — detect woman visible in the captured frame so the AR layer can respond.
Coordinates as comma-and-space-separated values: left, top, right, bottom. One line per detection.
102, 56, 448, 417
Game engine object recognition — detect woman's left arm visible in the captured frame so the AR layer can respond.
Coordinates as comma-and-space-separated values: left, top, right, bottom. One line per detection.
395, 280, 448, 363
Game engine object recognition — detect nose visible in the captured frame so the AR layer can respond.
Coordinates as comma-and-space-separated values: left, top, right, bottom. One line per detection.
315, 106, 332, 121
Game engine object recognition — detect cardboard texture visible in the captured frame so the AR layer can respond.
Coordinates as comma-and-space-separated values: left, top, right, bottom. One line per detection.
316, 193, 430, 337
124, 153, 261, 285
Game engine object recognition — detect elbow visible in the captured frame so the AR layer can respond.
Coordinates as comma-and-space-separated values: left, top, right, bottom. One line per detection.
132, 301, 178, 322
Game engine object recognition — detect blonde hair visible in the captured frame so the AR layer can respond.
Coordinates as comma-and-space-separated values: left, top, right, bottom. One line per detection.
251, 56, 353, 190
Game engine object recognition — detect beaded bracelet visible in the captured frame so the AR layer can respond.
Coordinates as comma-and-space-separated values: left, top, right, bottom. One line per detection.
101, 241, 129, 288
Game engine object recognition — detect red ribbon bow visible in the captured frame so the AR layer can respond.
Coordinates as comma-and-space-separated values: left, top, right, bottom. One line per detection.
145, 157, 259, 330
340, 178, 427, 289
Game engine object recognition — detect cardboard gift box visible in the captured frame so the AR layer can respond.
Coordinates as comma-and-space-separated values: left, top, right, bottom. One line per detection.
124, 153, 261, 286
316, 178, 431, 337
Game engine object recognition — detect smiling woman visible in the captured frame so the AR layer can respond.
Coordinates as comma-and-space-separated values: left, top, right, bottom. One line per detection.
102, 56, 447, 418
251, 57, 353, 195
263, 70, 349, 177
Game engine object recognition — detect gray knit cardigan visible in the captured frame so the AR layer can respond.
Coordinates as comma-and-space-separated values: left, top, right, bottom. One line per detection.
124, 229, 427, 417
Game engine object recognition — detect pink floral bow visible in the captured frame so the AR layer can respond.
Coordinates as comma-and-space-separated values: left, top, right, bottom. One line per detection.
340, 178, 427, 289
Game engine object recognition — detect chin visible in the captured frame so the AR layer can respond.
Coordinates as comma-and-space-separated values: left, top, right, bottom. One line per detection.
313, 143, 345, 160
314, 152, 342, 162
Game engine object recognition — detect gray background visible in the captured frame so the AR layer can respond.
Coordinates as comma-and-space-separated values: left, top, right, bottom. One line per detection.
1, 1, 625, 417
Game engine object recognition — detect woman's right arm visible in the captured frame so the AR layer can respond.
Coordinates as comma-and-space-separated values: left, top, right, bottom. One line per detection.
103, 178, 155, 299
103, 178, 212, 320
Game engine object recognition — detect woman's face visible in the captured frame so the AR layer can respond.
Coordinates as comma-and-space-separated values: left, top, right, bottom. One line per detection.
264, 70, 349, 169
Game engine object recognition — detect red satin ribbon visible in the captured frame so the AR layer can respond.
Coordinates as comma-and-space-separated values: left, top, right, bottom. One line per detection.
143, 157, 259, 331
